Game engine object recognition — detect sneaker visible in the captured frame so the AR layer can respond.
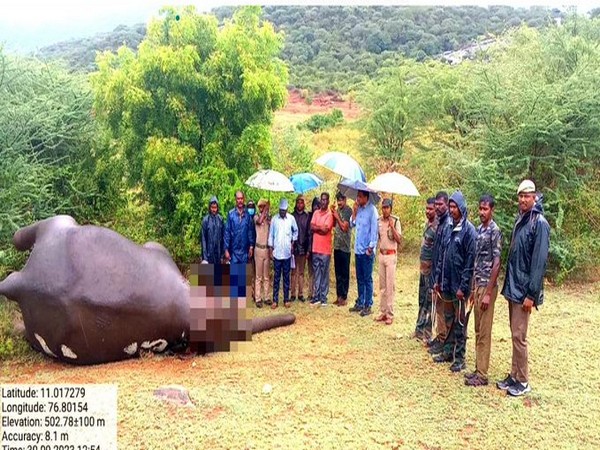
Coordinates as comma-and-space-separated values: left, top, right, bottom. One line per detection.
298, 295, 305, 303
291, 296, 297, 302
310, 298, 321, 307
255, 300, 263, 309
464, 371, 478, 380
320, 302, 328, 307
465, 375, 489, 387
432, 353, 453, 363
450, 360, 466, 372
359, 307, 372, 317
349, 305, 362, 313
264, 299, 273, 306
428, 342, 444, 355
496, 374, 517, 391
507, 382, 531, 397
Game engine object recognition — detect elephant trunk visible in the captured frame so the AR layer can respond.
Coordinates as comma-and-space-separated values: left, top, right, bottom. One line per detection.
251, 314, 296, 334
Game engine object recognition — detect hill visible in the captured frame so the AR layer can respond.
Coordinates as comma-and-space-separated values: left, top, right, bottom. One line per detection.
36, 5, 556, 91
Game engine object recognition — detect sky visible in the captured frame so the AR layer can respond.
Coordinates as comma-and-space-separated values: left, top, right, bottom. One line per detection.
0, 0, 596, 51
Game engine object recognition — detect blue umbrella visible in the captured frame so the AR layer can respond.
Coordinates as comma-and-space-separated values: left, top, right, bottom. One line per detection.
290, 172, 323, 194
315, 151, 366, 182
337, 179, 381, 205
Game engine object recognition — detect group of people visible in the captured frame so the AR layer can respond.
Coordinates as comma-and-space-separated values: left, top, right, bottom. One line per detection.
201, 178, 550, 397
414, 179, 550, 396
200, 189, 402, 324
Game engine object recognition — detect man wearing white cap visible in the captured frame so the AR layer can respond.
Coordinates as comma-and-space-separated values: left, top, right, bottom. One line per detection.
268, 198, 298, 309
496, 179, 550, 397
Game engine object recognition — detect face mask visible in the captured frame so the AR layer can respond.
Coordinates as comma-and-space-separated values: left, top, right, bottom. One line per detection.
248, 208, 255, 216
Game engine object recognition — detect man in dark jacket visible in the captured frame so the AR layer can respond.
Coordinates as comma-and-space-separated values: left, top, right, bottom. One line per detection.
428, 191, 453, 355
201, 196, 225, 264
497, 179, 550, 397
291, 195, 310, 302
433, 190, 476, 372
224, 191, 255, 264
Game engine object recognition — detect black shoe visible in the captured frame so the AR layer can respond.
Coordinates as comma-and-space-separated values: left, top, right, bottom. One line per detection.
496, 374, 517, 390
349, 305, 362, 313
432, 353, 453, 363
291, 296, 297, 302
298, 295, 305, 302
359, 307, 372, 317
450, 360, 466, 372
464, 371, 478, 380
264, 299, 273, 306
255, 300, 263, 308
507, 381, 531, 397
428, 342, 444, 355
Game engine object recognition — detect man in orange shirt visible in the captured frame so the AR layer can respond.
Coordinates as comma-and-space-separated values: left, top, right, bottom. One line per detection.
309, 192, 335, 307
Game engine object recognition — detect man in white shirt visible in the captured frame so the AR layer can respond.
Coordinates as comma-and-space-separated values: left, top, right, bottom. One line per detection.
268, 198, 298, 309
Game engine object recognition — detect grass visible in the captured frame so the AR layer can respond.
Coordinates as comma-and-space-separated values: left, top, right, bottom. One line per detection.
2, 255, 600, 449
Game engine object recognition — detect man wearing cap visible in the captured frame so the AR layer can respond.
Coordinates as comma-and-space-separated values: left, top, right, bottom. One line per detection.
496, 180, 550, 397
433, 190, 476, 372
310, 192, 335, 307
376, 198, 402, 325
201, 196, 225, 264
331, 192, 353, 307
465, 194, 503, 387
268, 198, 298, 309
254, 199, 271, 308
224, 191, 255, 264
414, 197, 437, 340
292, 195, 310, 303
349, 190, 379, 317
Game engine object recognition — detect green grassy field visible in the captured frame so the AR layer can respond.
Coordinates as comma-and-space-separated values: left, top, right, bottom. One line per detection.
2, 255, 599, 450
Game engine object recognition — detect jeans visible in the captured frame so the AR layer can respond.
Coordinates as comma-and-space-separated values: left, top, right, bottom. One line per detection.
312, 253, 331, 303
355, 253, 374, 309
334, 249, 351, 300
273, 258, 291, 303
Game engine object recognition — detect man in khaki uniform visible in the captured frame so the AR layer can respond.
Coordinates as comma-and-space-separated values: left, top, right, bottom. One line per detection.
253, 199, 271, 308
376, 198, 402, 325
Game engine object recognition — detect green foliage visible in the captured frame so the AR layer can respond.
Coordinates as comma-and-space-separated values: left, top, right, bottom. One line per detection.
0, 51, 99, 275
299, 109, 344, 133
91, 6, 288, 263
359, 18, 600, 281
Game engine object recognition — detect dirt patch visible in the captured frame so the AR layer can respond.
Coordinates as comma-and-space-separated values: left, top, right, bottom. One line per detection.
282, 88, 361, 120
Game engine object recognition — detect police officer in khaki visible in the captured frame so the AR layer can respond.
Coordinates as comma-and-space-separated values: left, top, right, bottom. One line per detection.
376, 198, 402, 325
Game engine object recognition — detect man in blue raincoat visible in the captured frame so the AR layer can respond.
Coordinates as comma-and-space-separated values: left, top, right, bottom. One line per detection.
433, 190, 476, 373
224, 191, 255, 264
496, 179, 550, 397
201, 196, 225, 264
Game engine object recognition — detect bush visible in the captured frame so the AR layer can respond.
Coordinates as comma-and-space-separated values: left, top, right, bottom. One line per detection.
299, 108, 345, 133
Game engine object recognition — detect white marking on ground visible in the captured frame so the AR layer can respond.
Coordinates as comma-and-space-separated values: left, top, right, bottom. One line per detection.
61, 345, 77, 359
123, 342, 138, 355
34, 333, 57, 358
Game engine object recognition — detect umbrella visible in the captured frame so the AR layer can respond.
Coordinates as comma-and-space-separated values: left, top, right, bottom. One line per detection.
315, 151, 366, 182
290, 172, 323, 194
369, 172, 420, 197
245, 169, 294, 192
337, 179, 381, 205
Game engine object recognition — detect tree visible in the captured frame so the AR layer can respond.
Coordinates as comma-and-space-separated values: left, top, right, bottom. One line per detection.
91, 6, 288, 262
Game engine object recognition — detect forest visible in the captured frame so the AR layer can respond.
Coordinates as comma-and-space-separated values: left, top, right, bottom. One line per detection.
38, 5, 559, 91
1, 5, 600, 304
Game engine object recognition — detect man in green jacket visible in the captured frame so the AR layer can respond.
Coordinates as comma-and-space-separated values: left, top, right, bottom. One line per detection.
497, 179, 550, 397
